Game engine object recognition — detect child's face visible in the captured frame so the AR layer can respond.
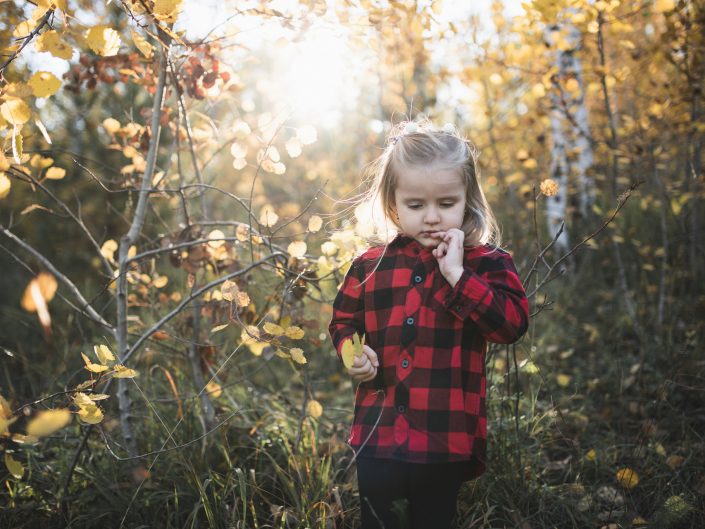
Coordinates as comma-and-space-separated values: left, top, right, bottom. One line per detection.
392, 165, 466, 248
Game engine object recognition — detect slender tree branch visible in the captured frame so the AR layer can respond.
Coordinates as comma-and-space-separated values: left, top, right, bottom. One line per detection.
0, 225, 114, 331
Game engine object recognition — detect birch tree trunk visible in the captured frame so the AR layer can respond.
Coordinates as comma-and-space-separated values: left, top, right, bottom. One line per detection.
116, 40, 170, 457
544, 12, 595, 260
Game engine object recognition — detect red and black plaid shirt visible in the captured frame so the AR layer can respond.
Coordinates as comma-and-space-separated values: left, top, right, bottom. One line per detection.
329, 234, 529, 476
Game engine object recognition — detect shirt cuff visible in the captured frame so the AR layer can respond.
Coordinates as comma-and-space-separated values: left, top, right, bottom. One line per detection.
442, 268, 491, 320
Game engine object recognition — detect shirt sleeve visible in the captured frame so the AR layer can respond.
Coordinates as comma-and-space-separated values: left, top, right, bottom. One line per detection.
328, 257, 366, 360
441, 249, 529, 344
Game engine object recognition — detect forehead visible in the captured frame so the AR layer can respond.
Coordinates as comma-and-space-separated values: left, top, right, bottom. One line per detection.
395, 166, 465, 196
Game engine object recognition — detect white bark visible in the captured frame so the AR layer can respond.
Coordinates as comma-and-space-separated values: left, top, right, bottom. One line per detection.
544, 12, 595, 257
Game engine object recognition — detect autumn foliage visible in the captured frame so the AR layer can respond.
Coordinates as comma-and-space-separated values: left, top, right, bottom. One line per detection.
0, 0, 703, 527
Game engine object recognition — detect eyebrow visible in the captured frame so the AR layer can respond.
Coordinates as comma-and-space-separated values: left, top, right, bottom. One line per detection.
402, 195, 463, 200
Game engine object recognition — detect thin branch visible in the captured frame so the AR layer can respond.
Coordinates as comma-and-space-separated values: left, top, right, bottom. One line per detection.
0, 9, 53, 75
0, 225, 114, 331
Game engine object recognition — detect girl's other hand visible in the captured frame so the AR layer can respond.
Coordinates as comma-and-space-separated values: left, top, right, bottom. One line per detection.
431, 229, 464, 287
347, 344, 379, 382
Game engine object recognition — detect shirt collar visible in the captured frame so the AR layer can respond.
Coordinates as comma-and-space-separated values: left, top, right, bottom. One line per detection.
388, 233, 434, 256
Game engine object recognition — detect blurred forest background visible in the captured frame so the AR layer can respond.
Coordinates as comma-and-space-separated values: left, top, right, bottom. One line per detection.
0, 0, 703, 527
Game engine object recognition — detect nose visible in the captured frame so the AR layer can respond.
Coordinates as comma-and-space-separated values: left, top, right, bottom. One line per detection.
424, 206, 440, 224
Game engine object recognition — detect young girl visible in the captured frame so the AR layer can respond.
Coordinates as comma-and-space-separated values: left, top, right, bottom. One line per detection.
329, 119, 530, 529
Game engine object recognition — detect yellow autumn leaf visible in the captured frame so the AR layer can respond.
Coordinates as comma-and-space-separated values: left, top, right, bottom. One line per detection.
152, 275, 168, 288
0, 152, 10, 172
94, 344, 115, 364
221, 280, 239, 301
28, 71, 61, 98
236, 291, 250, 308
0, 173, 10, 199
586, 448, 597, 461
0, 395, 16, 434
290, 347, 307, 364
205, 380, 222, 398
211, 323, 229, 333
30, 154, 53, 169
288, 241, 307, 258
306, 399, 323, 418
35, 30, 73, 60
77, 403, 103, 424
101, 239, 118, 261
285, 326, 304, 339
86, 25, 121, 57
81, 352, 108, 373
631, 516, 648, 527
248, 341, 267, 356
285, 137, 302, 158
88, 393, 110, 401
666, 455, 684, 469
26, 408, 71, 437
1, 99, 31, 125
263, 322, 284, 336
259, 205, 279, 227
73, 392, 94, 407
341, 333, 365, 370
655, 0, 675, 12
37, 0, 68, 10
21, 272, 58, 312
0, 395, 13, 419
102, 118, 121, 134
130, 29, 153, 58
207, 229, 225, 248
45, 166, 66, 180
556, 374, 572, 387
153, 0, 184, 22
308, 215, 323, 233
111, 365, 138, 378
616, 467, 639, 488
5, 453, 24, 479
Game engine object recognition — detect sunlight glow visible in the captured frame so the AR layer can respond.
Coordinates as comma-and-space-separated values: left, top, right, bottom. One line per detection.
277, 26, 362, 128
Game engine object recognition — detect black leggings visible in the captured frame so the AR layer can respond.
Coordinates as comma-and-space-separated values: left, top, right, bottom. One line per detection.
356, 458, 472, 529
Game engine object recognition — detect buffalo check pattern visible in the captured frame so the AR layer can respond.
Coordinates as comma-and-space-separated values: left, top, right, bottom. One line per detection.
329, 234, 529, 476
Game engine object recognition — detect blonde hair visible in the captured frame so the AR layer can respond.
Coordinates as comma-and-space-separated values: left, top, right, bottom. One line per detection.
356, 117, 501, 249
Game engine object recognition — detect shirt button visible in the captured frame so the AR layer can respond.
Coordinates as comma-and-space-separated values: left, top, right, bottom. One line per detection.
406, 317, 414, 325
414, 275, 423, 283
401, 359, 409, 368
397, 405, 406, 413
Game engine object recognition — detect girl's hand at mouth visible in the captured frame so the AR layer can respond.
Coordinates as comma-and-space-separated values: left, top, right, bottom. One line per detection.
430, 229, 465, 288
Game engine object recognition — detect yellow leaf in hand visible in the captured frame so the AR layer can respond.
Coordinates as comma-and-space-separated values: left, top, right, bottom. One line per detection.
5, 453, 24, 479
616, 467, 639, 488
26, 409, 71, 437
290, 347, 307, 364
341, 333, 365, 370
82, 352, 108, 373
